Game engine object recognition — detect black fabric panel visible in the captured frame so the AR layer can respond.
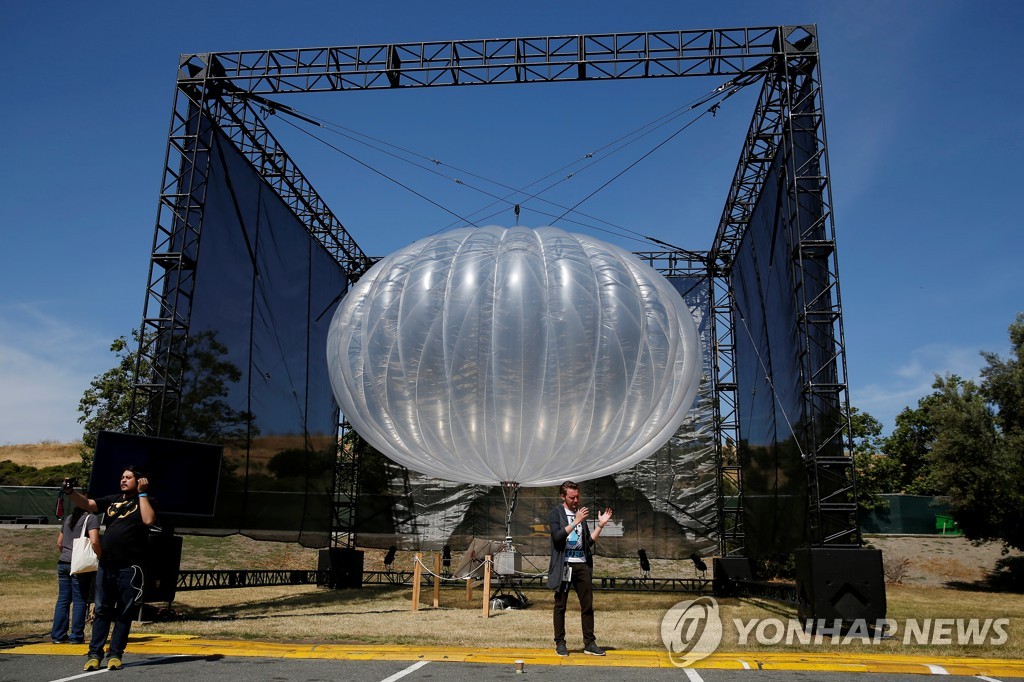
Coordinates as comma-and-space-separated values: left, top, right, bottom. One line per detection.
731, 128, 811, 557
175, 123, 347, 546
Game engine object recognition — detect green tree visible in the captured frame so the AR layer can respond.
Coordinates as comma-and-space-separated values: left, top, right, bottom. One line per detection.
0, 460, 83, 486
174, 331, 256, 445
848, 406, 899, 516
76, 333, 144, 473
853, 451, 901, 516
77, 329, 256, 472
928, 315, 1024, 552
849, 406, 884, 455
883, 395, 943, 495
980, 313, 1024, 436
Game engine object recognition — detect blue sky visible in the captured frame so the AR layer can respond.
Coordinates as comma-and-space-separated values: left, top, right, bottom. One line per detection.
1, 1, 1021, 444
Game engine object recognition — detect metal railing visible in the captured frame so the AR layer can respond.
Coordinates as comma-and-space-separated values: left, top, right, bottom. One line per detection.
176, 569, 712, 593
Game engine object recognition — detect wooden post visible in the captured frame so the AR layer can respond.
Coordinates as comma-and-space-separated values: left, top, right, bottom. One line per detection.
411, 552, 422, 611
433, 553, 441, 608
482, 555, 492, 618
466, 577, 473, 602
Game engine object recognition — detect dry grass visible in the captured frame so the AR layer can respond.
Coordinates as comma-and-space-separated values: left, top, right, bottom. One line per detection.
153, 588, 693, 649
0, 438, 327, 476
5, 526, 1024, 659
883, 555, 912, 584
0, 442, 81, 468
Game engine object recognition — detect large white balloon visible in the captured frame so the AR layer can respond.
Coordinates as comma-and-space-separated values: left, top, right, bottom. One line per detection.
327, 226, 701, 487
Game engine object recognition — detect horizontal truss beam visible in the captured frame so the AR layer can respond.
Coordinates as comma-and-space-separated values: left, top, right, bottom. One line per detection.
181, 27, 817, 95
633, 250, 710, 277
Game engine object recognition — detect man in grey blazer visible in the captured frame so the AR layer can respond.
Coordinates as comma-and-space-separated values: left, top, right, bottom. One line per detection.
547, 480, 613, 656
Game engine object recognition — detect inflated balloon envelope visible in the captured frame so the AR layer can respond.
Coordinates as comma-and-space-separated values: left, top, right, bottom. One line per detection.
327, 226, 702, 488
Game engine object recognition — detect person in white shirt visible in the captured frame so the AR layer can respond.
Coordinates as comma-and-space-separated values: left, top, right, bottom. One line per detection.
546, 480, 612, 657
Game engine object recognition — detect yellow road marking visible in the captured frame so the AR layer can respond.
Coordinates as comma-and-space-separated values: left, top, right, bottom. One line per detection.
10, 636, 1024, 676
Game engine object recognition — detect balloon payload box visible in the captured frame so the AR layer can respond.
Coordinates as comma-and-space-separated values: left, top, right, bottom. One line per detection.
494, 548, 521, 576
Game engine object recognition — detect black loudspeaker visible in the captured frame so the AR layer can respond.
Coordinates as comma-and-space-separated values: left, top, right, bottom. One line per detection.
794, 547, 886, 622
318, 548, 364, 589
713, 556, 753, 597
143, 533, 183, 603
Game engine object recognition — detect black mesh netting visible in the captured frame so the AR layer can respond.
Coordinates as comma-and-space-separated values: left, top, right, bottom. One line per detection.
730, 76, 843, 556
168, 125, 348, 546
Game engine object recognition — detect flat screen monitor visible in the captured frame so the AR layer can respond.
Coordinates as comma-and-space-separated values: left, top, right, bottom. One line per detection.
89, 431, 223, 517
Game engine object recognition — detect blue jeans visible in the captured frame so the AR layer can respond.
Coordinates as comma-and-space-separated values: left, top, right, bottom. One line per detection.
51, 562, 91, 643
88, 563, 145, 660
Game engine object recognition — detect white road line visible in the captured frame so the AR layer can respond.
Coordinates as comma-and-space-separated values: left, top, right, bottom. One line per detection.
48, 668, 107, 682
976, 677, 1002, 682
736, 659, 752, 669
926, 664, 950, 674
49, 655, 186, 682
380, 660, 431, 682
684, 667, 704, 682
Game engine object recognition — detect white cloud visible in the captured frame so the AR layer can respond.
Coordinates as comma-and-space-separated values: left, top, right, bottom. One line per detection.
851, 343, 986, 434
892, 344, 982, 382
0, 303, 112, 444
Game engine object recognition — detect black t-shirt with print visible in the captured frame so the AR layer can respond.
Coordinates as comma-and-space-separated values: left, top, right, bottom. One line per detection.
95, 494, 156, 567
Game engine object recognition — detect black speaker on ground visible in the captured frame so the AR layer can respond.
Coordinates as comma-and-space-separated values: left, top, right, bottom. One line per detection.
794, 547, 886, 622
143, 532, 183, 603
318, 547, 364, 589
713, 556, 753, 597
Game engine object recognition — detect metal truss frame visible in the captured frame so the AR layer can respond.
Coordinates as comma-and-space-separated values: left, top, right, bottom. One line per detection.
331, 422, 360, 549
775, 49, 858, 547
189, 27, 783, 94
636, 251, 746, 556
706, 30, 858, 550
176, 568, 711, 593
131, 24, 858, 555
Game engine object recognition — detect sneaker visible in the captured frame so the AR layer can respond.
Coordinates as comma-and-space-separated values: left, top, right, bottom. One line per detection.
584, 642, 606, 656
107, 657, 123, 670
555, 641, 569, 656
83, 658, 100, 671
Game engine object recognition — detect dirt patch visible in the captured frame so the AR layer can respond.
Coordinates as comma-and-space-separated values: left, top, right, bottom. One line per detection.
865, 534, 1021, 588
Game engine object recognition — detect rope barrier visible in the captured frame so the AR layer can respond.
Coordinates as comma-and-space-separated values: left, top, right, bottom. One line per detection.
411, 555, 488, 582
411, 552, 548, 577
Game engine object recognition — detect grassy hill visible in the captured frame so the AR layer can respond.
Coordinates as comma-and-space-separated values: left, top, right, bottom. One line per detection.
0, 442, 81, 468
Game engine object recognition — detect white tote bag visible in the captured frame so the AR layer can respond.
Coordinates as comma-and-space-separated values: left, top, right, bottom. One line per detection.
70, 515, 99, 575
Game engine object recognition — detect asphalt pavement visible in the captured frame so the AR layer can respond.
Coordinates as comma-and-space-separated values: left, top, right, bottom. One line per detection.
4, 636, 1024, 682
